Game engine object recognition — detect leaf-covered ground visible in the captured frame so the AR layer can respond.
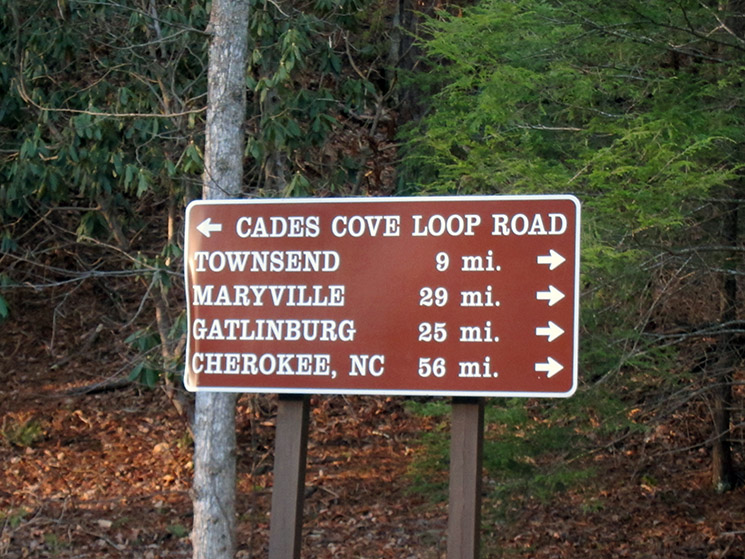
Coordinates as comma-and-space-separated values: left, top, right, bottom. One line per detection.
2, 283, 744, 558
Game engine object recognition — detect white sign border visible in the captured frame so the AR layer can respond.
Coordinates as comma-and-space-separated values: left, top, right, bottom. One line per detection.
183, 194, 581, 398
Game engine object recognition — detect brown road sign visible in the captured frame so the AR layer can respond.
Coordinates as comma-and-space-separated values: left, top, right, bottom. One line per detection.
183, 195, 580, 397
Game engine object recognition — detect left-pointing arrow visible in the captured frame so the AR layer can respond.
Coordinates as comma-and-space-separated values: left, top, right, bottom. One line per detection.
197, 217, 222, 238
535, 357, 563, 378
535, 321, 564, 342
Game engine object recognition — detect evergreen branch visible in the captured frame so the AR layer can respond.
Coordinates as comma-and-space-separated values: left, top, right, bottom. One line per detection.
695, 1, 745, 47
568, 6, 733, 63
663, 245, 745, 254
15, 59, 206, 119
513, 124, 583, 132
0, 269, 169, 290
649, 320, 745, 345
17, 87, 207, 119
108, 27, 194, 53
75, 0, 209, 35
629, 1, 745, 54
1, 250, 180, 290
694, 197, 745, 204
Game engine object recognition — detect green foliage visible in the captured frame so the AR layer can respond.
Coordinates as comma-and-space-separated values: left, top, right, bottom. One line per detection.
1, 1, 398, 389
404, 403, 450, 500
0, 274, 12, 323
0, 295, 8, 322
403, 0, 745, 374
43, 532, 66, 554
407, 389, 643, 512
1, 0, 209, 221
404, 0, 741, 199
2, 417, 45, 448
402, 0, 745, 509
243, 0, 387, 194
0, 507, 30, 529
125, 328, 164, 388
0, 2, 209, 378
167, 523, 190, 539
0, 0, 367, 390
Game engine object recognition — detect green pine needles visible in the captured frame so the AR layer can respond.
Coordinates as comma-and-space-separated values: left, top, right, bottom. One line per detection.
401, 0, 745, 520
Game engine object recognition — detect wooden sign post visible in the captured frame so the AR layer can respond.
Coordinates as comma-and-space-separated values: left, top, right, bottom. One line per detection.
183, 195, 580, 557
268, 395, 309, 559
448, 398, 484, 559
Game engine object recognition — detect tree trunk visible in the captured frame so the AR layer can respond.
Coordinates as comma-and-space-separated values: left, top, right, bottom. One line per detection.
192, 0, 249, 557
710, 193, 739, 492
711, 357, 735, 492
709, 1, 743, 493
193, 393, 239, 557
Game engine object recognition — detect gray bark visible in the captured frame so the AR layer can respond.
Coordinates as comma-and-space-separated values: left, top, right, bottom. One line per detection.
192, 393, 239, 558
202, 0, 250, 201
192, 1, 249, 557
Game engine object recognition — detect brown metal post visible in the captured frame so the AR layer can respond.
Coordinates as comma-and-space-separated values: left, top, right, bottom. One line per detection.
447, 397, 484, 559
268, 394, 310, 559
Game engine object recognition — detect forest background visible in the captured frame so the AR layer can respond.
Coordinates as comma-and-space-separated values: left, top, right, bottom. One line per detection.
1, 0, 744, 558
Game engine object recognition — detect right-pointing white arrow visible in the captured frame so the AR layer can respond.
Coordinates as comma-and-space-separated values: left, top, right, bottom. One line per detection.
536, 249, 566, 270
536, 285, 565, 306
535, 357, 564, 378
536, 321, 564, 342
